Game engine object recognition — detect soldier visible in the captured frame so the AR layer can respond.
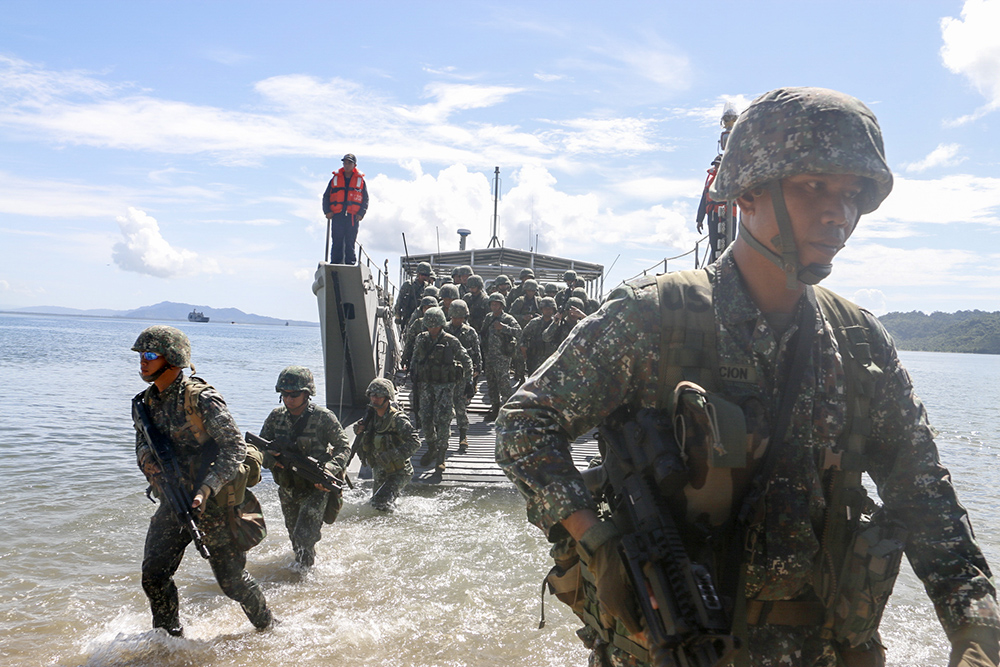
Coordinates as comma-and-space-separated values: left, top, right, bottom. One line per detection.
554, 269, 578, 309
455, 264, 474, 296
395, 261, 434, 326
131, 325, 273, 636
401, 295, 439, 370
446, 299, 483, 454
493, 274, 512, 301
508, 278, 541, 385
465, 275, 490, 331
571, 286, 600, 315
354, 378, 419, 512
543, 282, 560, 299
497, 87, 1000, 667
520, 295, 558, 376
438, 283, 460, 316
479, 292, 521, 422
260, 366, 350, 568
506, 267, 536, 306
411, 307, 473, 471
542, 296, 586, 348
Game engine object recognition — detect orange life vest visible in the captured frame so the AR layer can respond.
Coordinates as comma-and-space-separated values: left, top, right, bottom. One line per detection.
328, 169, 365, 216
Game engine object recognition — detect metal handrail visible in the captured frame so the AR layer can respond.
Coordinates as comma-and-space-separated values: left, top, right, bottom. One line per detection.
610, 235, 709, 294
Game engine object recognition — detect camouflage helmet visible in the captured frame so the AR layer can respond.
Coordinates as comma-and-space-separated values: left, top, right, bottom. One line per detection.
132, 325, 191, 368
421, 285, 439, 299
562, 270, 577, 282
439, 283, 460, 300
457, 265, 473, 277
522, 279, 539, 293
709, 87, 893, 289
566, 297, 585, 311
420, 295, 439, 308
544, 282, 559, 295
572, 287, 588, 300
488, 292, 507, 307
709, 87, 892, 214
275, 365, 316, 395
519, 267, 535, 279
366, 377, 395, 401
494, 274, 511, 287
449, 299, 469, 318
539, 297, 557, 310
423, 307, 447, 329
467, 275, 484, 290
416, 261, 434, 277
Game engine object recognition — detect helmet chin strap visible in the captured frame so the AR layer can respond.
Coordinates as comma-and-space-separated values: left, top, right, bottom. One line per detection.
140, 365, 171, 383
738, 181, 832, 290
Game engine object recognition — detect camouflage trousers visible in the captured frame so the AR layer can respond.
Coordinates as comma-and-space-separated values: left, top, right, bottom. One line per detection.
452, 381, 471, 430
278, 485, 329, 567
142, 501, 270, 633
483, 353, 513, 407
587, 624, 880, 667
418, 381, 457, 461
370, 462, 414, 511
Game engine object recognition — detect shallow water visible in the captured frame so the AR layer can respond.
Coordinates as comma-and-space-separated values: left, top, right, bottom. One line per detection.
0, 313, 997, 666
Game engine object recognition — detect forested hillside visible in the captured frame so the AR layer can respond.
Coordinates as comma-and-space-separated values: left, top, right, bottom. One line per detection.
878, 310, 1000, 354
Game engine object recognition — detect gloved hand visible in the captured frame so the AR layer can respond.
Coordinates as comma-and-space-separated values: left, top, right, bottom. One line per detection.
575, 521, 643, 636
950, 626, 1000, 667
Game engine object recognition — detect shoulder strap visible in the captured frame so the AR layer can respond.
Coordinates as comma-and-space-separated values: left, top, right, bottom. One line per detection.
182, 376, 212, 445
654, 267, 718, 409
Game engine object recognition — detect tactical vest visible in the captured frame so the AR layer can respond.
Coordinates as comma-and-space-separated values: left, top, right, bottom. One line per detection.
554, 269, 904, 663
327, 169, 365, 216
157, 376, 262, 508
417, 334, 462, 383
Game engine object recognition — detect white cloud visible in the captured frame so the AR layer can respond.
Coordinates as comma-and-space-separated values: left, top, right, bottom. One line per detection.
112, 207, 220, 278
593, 34, 692, 90
534, 73, 566, 82
669, 94, 755, 126
540, 117, 661, 154
864, 174, 1000, 228
941, 0, 1000, 123
206, 48, 251, 66
851, 289, 887, 315
902, 143, 966, 173
615, 177, 704, 201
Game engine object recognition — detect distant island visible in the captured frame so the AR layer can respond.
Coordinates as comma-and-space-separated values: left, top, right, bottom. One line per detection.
7, 301, 317, 327
879, 310, 1000, 355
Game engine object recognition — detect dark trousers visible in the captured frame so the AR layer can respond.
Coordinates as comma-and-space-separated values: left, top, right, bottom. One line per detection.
330, 215, 359, 265
277, 485, 328, 567
141, 502, 270, 632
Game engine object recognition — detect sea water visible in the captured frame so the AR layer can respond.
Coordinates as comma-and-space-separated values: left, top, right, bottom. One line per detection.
0, 313, 997, 667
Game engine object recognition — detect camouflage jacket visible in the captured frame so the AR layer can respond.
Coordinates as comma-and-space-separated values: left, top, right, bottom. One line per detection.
446, 321, 483, 376
134, 373, 245, 497
508, 294, 540, 327
465, 291, 489, 331
260, 403, 350, 490
520, 315, 557, 372
401, 316, 427, 367
541, 315, 580, 347
496, 249, 999, 636
359, 406, 419, 473
395, 279, 426, 323
411, 330, 473, 385
479, 311, 521, 360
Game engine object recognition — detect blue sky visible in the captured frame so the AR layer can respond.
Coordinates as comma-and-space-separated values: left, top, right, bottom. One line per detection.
1, 0, 998, 322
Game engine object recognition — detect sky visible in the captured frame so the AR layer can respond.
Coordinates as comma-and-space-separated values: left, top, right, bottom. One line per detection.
1, 0, 999, 322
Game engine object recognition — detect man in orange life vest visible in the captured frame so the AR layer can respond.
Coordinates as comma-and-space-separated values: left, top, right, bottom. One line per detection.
322, 153, 369, 265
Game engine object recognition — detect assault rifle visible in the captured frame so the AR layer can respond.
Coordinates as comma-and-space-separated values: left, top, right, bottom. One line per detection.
345, 406, 375, 469
585, 408, 738, 667
132, 394, 211, 560
244, 432, 342, 493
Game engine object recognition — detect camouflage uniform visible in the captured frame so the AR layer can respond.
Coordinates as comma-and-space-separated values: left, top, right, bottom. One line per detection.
357, 381, 420, 511
411, 316, 473, 467
135, 373, 272, 634
479, 298, 521, 414
542, 297, 585, 348
508, 282, 540, 384
445, 318, 482, 441
497, 248, 1000, 665
520, 310, 556, 376
394, 276, 431, 325
466, 289, 489, 331
260, 403, 350, 566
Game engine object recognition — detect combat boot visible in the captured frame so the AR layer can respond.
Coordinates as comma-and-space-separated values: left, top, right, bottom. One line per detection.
458, 428, 468, 454
419, 447, 435, 467
435, 448, 446, 472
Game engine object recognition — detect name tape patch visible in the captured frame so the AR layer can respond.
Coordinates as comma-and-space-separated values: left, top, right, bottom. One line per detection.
719, 364, 756, 383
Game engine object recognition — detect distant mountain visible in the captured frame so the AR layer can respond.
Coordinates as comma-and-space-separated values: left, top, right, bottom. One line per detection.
9, 301, 317, 326
879, 310, 1000, 355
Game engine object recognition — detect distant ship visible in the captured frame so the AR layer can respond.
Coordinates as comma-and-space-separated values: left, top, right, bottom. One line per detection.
187, 309, 210, 323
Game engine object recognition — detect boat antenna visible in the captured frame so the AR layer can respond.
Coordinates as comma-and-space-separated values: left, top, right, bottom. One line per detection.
488, 166, 501, 248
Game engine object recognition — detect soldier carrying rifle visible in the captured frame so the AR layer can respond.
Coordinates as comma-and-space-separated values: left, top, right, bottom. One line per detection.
497, 88, 999, 667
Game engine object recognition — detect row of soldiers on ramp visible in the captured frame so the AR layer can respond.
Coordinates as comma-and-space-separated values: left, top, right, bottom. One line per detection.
131, 325, 419, 636
395, 263, 599, 451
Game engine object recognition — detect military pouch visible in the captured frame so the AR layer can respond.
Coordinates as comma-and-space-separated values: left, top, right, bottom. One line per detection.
228, 489, 267, 551
323, 487, 344, 525
544, 556, 587, 618
829, 512, 907, 647
672, 381, 747, 469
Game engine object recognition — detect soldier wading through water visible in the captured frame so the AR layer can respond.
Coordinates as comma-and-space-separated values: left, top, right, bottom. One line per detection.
353, 378, 420, 511
497, 87, 1000, 667
132, 326, 273, 636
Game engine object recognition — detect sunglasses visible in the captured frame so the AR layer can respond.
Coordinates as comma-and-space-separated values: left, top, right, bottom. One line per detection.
281, 390, 305, 399
139, 352, 161, 361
